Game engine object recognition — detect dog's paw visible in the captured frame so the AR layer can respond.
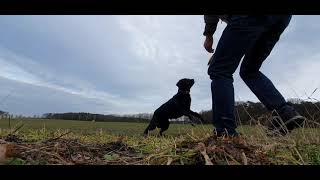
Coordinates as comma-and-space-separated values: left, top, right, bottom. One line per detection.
142, 133, 148, 138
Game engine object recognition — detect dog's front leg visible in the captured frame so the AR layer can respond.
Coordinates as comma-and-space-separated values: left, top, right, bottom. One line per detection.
188, 110, 205, 122
177, 108, 198, 126
184, 113, 197, 126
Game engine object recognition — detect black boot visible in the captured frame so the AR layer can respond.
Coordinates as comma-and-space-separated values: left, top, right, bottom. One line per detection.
267, 103, 306, 136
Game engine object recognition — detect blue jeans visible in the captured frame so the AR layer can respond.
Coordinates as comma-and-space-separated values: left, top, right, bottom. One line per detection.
207, 15, 292, 135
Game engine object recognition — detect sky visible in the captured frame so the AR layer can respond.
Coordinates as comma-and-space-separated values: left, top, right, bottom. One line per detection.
0, 15, 319, 116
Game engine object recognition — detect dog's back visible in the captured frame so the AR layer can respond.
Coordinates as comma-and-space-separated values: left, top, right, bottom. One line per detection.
154, 93, 191, 119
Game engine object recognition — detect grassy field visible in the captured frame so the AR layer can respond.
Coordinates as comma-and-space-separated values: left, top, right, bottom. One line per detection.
0, 118, 213, 136
0, 118, 320, 165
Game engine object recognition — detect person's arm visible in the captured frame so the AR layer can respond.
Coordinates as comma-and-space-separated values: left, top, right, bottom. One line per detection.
203, 15, 219, 37
203, 15, 219, 53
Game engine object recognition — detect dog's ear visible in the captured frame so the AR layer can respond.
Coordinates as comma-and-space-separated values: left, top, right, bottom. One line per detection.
176, 80, 182, 88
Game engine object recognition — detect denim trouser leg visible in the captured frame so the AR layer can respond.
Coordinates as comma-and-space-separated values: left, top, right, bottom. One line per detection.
239, 16, 292, 111
208, 15, 292, 135
211, 77, 237, 135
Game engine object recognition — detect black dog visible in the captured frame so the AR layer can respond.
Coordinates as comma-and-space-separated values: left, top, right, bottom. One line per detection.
143, 78, 204, 136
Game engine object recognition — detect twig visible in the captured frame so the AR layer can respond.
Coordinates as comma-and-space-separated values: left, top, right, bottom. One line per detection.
10, 123, 24, 134
166, 157, 173, 165
223, 151, 241, 165
179, 158, 184, 165
241, 152, 248, 165
186, 133, 197, 141
14, 144, 70, 165
306, 119, 320, 127
197, 143, 213, 165
8, 116, 11, 129
293, 147, 305, 165
309, 88, 318, 99
43, 131, 71, 143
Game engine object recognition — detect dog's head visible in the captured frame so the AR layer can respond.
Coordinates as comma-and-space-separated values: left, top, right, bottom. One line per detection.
176, 78, 195, 92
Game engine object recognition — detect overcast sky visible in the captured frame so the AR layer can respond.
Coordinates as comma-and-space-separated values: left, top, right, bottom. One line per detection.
0, 15, 319, 116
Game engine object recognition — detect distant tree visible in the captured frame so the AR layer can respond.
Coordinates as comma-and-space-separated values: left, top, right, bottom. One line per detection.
40, 100, 320, 125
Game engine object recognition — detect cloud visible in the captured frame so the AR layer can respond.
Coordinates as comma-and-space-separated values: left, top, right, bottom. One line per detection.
0, 45, 144, 115
0, 15, 319, 116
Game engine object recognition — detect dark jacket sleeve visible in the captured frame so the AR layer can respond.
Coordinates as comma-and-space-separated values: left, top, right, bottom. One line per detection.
203, 15, 219, 36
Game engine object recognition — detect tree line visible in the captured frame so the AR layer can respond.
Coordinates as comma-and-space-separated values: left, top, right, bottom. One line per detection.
3, 99, 320, 125
42, 112, 152, 123
199, 99, 320, 125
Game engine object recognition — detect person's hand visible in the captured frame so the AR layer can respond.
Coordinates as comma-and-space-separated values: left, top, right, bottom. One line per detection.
203, 36, 214, 53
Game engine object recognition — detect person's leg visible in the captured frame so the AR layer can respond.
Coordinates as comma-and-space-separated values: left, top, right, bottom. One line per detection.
239, 15, 292, 111
208, 16, 268, 136
239, 15, 305, 135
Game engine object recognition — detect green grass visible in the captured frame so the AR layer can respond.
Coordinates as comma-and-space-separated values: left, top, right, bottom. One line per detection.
0, 118, 213, 136
1, 118, 320, 165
